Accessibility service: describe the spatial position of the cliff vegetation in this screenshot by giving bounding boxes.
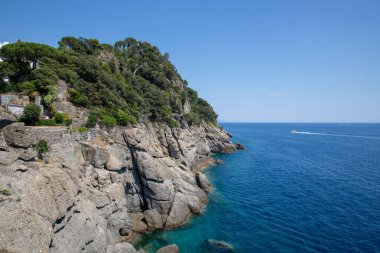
[0,37,217,127]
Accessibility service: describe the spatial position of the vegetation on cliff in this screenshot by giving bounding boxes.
[0,37,217,126]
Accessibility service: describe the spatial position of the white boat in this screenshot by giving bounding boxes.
[291,130,297,133]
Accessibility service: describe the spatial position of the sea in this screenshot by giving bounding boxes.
[136,123,380,253]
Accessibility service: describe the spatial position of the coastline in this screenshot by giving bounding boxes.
[131,155,220,250]
[0,116,239,252]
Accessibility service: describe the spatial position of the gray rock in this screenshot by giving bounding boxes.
[235,142,245,150]
[2,123,33,148]
[144,209,164,230]
[17,147,38,161]
[165,192,191,228]
[196,172,211,193]
[106,243,138,253]
[0,118,237,252]
[0,106,16,128]
[106,143,132,171]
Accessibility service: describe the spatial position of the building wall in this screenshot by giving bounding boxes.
[6,105,25,118]
[0,95,19,106]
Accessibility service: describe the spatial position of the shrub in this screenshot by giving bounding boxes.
[77,127,89,133]
[21,104,41,125]
[166,118,179,128]
[36,119,57,126]
[86,114,97,128]
[36,140,48,154]
[184,113,200,126]
[54,112,65,124]
[70,89,89,106]
[63,116,72,126]
[116,109,137,125]
[100,113,117,127]
[0,189,11,196]
[53,112,72,126]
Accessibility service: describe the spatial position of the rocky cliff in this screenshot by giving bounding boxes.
[0,112,239,253]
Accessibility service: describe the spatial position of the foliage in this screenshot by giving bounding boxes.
[0,189,11,196]
[69,88,89,106]
[77,127,89,133]
[36,140,48,154]
[20,81,36,95]
[36,119,58,126]
[86,113,97,128]
[116,109,137,125]
[21,104,41,125]
[0,41,62,70]
[53,112,72,126]
[0,37,219,127]
[100,112,117,127]
[166,118,179,128]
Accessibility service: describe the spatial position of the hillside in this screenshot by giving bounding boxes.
[0,37,217,127]
[0,37,244,253]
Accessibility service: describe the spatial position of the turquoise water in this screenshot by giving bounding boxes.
[137,123,380,252]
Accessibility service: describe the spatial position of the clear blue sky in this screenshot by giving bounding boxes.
[1,0,379,122]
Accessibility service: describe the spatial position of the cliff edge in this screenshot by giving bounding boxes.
[0,37,243,253]
[0,116,239,253]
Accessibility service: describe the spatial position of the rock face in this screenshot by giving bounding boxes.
[0,106,16,128]
[0,113,238,253]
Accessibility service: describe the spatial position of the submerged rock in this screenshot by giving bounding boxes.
[202,239,235,252]
[156,244,180,253]
[215,159,224,164]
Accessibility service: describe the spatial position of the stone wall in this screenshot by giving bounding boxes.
[0,95,19,106]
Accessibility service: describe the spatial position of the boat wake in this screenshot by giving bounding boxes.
[290,130,380,140]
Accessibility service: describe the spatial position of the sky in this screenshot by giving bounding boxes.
[1,0,379,123]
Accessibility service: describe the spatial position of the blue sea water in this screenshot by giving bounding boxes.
[137,123,380,253]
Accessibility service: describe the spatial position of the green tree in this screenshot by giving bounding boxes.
[0,41,60,69]
[21,104,41,125]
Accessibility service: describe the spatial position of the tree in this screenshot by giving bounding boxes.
[58,37,101,55]
[163,52,170,61]
[0,41,60,69]
[21,104,41,125]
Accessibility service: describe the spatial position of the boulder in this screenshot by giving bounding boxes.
[165,192,191,228]
[0,106,16,128]
[196,172,211,193]
[2,123,34,148]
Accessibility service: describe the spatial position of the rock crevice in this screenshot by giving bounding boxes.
[0,118,241,253]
